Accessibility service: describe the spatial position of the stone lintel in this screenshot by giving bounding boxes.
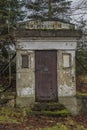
[16,29,82,39]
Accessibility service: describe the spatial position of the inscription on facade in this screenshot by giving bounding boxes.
[18,21,75,30]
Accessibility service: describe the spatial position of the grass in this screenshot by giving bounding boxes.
[0,116,18,123]
[0,107,25,123]
[0,107,86,130]
[41,124,87,130]
[41,124,68,130]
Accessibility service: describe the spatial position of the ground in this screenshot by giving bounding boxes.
[0,75,87,130]
[0,107,87,130]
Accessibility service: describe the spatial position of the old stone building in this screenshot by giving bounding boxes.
[16,21,82,114]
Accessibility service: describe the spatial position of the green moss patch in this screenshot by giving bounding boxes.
[27,109,70,117]
[41,109,70,117]
[77,93,87,97]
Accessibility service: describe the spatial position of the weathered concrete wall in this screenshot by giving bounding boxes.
[16,49,76,98]
[16,38,76,98]
[16,39,77,50]
[59,95,87,115]
[57,50,77,114]
[16,50,35,99]
[16,37,77,107]
[57,50,76,97]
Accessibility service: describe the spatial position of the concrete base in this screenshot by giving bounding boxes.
[16,97,35,107]
[16,96,79,115]
[59,96,78,115]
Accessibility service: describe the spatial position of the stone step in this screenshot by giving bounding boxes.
[31,102,66,111]
[27,102,70,117]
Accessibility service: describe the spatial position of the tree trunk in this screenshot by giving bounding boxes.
[48,0,52,19]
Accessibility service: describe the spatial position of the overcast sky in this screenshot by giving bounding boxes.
[70,0,87,28]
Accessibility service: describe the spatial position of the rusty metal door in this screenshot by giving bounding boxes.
[35,50,58,102]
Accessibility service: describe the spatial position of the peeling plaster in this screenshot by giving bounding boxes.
[17,87,34,97]
[57,50,76,97]
[18,73,20,79]
[59,84,76,97]
[16,50,35,98]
